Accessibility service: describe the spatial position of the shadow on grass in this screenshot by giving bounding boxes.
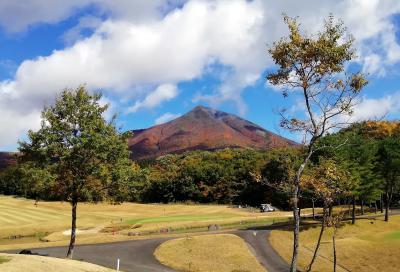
[253,210,399,233]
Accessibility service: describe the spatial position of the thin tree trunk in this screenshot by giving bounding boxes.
[333,229,337,272]
[374,201,377,214]
[306,207,326,272]
[351,197,356,225]
[380,194,384,213]
[361,200,364,215]
[290,144,314,272]
[385,191,390,222]
[328,205,333,217]
[312,199,315,220]
[67,200,78,258]
[290,188,300,272]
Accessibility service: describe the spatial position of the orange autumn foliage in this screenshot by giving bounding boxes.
[361,121,400,139]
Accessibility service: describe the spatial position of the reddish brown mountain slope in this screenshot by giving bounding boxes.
[128,106,297,159]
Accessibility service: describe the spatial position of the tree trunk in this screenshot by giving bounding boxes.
[306,207,326,272]
[333,229,337,272]
[385,191,390,222]
[328,205,333,217]
[351,197,356,225]
[290,188,300,272]
[361,200,364,215]
[312,199,315,220]
[374,201,378,214]
[290,146,313,272]
[67,200,78,258]
[380,194,384,213]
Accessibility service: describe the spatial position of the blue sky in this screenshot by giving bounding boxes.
[1,0,400,151]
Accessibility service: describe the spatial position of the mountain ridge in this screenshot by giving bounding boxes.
[127,105,297,160]
[0,106,298,163]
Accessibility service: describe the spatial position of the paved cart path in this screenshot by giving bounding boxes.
[6,228,288,272]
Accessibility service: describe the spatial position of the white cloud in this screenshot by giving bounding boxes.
[155,112,181,125]
[127,84,178,113]
[62,15,103,45]
[1,0,400,148]
[350,93,400,122]
[0,0,266,147]
[0,0,176,32]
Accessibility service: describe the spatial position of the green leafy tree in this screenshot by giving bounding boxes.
[375,134,400,221]
[316,124,381,223]
[266,15,367,271]
[19,86,131,258]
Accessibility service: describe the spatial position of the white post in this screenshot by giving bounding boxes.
[116,258,120,271]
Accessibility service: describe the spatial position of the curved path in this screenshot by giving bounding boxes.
[7,211,399,271]
[235,229,289,272]
[9,238,175,272]
[7,229,287,272]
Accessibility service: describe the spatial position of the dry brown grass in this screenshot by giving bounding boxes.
[269,214,400,272]
[155,234,266,272]
[0,253,115,272]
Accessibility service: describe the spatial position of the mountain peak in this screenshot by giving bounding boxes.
[186,105,228,120]
[191,105,209,111]
[128,107,297,159]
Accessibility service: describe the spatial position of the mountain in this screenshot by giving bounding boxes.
[0,152,18,169]
[128,106,298,160]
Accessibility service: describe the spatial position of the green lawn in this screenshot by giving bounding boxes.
[125,214,236,224]
[0,195,290,250]
[0,256,10,264]
[385,230,400,240]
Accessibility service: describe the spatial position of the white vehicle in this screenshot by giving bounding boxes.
[260,203,275,212]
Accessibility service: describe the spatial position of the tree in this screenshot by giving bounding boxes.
[303,159,353,272]
[260,147,304,209]
[19,86,131,258]
[375,134,400,221]
[267,15,367,271]
[316,124,381,223]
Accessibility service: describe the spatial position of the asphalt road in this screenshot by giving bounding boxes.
[8,211,399,272]
[9,238,175,272]
[236,229,289,272]
[7,229,288,272]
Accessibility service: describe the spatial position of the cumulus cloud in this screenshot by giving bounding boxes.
[1,0,400,148]
[62,15,103,45]
[350,93,400,122]
[155,112,181,125]
[0,0,178,32]
[127,84,178,113]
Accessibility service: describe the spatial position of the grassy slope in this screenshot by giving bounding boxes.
[155,234,266,272]
[269,215,400,272]
[0,195,290,250]
[0,253,115,272]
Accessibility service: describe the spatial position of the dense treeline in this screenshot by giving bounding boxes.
[0,148,282,206]
[1,121,399,212]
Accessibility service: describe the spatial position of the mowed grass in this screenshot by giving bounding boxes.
[0,253,115,272]
[0,195,290,250]
[269,214,400,272]
[0,255,10,264]
[155,234,266,272]
[125,213,235,224]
